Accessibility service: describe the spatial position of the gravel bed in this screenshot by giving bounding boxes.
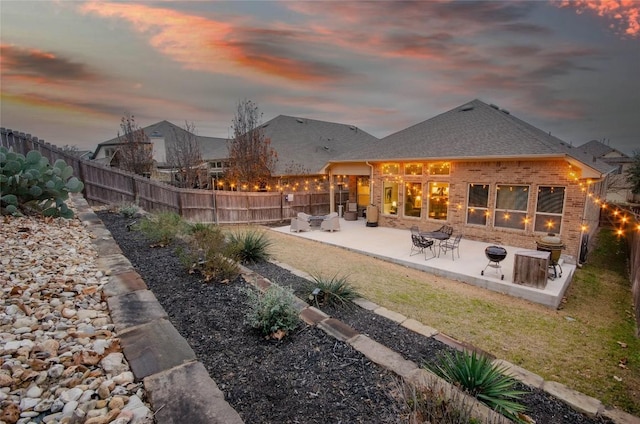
[97,211,612,424]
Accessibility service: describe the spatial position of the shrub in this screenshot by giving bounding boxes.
[118,202,140,218]
[395,379,502,424]
[245,285,300,339]
[226,228,272,264]
[425,350,526,422]
[0,147,84,218]
[180,223,239,282]
[306,273,360,309]
[135,212,186,246]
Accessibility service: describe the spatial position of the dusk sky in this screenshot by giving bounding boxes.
[1,1,639,155]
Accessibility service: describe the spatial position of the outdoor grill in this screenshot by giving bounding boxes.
[536,233,565,279]
[481,245,507,280]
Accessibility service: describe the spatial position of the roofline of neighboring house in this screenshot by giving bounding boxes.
[322,153,609,179]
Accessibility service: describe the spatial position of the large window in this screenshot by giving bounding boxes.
[467,184,489,225]
[428,182,449,220]
[404,163,423,176]
[535,186,565,233]
[381,163,400,175]
[428,162,450,175]
[404,182,422,217]
[383,181,398,215]
[494,185,528,230]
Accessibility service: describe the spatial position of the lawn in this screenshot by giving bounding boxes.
[262,227,640,415]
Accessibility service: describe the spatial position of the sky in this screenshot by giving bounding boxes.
[1,0,639,155]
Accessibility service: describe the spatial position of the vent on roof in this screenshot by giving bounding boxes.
[349,125,356,130]
[323,146,330,150]
[151,131,162,137]
[501,109,510,114]
[296,118,305,124]
[489,104,499,110]
[262,123,269,128]
[459,104,474,112]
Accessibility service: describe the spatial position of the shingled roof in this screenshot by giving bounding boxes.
[259,115,379,175]
[335,99,613,175]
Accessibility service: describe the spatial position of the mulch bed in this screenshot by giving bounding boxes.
[97,211,611,424]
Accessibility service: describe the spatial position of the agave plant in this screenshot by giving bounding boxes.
[307,273,360,309]
[425,350,527,422]
[226,228,272,264]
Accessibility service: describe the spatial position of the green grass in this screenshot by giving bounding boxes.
[265,227,640,415]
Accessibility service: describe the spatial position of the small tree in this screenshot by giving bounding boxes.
[625,150,640,195]
[226,99,277,189]
[167,121,203,188]
[117,113,154,176]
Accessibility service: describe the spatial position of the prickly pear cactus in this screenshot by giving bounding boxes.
[0,147,84,218]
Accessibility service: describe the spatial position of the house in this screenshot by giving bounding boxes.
[92,121,228,187]
[577,140,636,204]
[323,99,616,263]
[93,116,379,193]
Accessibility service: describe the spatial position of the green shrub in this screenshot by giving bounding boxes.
[226,228,272,264]
[245,285,300,339]
[0,147,84,218]
[180,223,239,282]
[306,273,360,309]
[136,212,186,246]
[425,350,526,422]
[118,202,140,218]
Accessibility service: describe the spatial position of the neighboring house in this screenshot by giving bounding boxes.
[253,115,378,204]
[93,116,379,195]
[93,121,228,187]
[323,99,616,263]
[577,140,636,204]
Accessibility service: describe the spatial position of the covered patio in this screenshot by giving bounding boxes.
[270,217,575,309]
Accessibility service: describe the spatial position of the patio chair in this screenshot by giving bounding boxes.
[439,233,462,260]
[321,212,340,232]
[410,226,435,259]
[290,212,311,232]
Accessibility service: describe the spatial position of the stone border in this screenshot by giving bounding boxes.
[72,196,639,424]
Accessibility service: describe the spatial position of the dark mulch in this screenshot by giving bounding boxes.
[97,211,611,424]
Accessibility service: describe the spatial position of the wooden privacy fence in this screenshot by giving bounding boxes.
[1,128,330,224]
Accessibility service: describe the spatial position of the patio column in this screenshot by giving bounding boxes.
[329,170,335,213]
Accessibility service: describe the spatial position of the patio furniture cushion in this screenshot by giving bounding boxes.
[291,213,311,232]
[321,213,340,232]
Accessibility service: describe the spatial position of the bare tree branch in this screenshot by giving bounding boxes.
[116,113,154,176]
[226,99,277,189]
[167,121,203,188]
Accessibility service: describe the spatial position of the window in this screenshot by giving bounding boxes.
[383,182,398,215]
[428,182,449,220]
[381,163,400,175]
[404,163,423,176]
[467,184,489,225]
[535,186,565,233]
[494,185,529,230]
[428,162,450,175]
[404,182,422,217]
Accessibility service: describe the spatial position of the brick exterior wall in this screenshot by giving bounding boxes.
[370,159,606,262]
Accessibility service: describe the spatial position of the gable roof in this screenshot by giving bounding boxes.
[259,115,379,175]
[333,99,614,176]
[94,120,227,164]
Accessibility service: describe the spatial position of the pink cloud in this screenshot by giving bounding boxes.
[552,0,640,37]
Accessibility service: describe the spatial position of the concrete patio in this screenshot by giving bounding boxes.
[270,217,575,309]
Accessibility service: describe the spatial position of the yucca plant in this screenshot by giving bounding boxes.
[226,228,272,264]
[425,350,527,422]
[244,285,299,340]
[306,273,360,309]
